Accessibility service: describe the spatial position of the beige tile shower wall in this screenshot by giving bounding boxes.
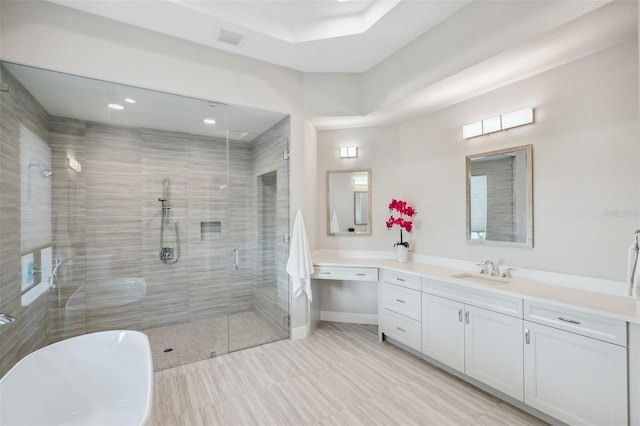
[49,117,87,343]
[258,172,277,287]
[85,124,144,333]
[0,65,51,377]
[141,128,189,329]
[229,143,256,315]
[186,135,230,320]
[250,117,290,334]
[48,119,254,341]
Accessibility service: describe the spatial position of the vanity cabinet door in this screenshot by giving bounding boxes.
[464,305,523,401]
[421,293,465,373]
[524,321,628,426]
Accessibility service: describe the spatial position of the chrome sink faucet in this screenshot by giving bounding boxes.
[477,260,498,276]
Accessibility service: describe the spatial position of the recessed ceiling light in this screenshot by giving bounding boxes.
[203,118,216,125]
[124,98,136,104]
[107,103,124,110]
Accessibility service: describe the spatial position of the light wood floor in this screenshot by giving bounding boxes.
[149,322,547,425]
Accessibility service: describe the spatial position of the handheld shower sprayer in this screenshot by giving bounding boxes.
[158,178,180,264]
[159,178,170,220]
[161,178,169,201]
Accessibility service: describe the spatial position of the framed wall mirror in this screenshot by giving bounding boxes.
[466,145,533,247]
[327,169,371,236]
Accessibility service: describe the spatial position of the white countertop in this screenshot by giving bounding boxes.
[312,252,640,323]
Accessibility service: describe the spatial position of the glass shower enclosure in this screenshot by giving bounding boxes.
[0,62,290,373]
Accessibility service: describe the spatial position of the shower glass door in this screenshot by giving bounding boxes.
[2,61,290,373]
[228,112,291,352]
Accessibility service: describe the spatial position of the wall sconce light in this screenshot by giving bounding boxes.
[339,146,358,158]
[462,108,534,139]
[68,157,82,172]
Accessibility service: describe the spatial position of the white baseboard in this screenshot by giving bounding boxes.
[320,311,378,325]
[290,324,309,340]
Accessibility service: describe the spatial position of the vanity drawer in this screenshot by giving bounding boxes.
[382,309,421,351]
[311,266,378,281]
[524,301,627,346]
[382,282,421,321]
[423,279,523,318]
[382,269,421,291]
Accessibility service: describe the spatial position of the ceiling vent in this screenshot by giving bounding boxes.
[218,28,246,47]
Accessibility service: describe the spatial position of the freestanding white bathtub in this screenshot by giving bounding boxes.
[0,330,153,426]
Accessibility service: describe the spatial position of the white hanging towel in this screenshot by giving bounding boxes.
[628,244,640,298]
[330,211,340,233]
[286,209,314,302]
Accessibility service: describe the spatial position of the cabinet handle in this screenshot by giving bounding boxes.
[558,317,581,325]
[458,309,463,322]
[395,299,406,304]
[465,311,469,324]
[525,328,530,344]
[396,277,405,282]
[356,273,366,276]
[396,327,406,333]
[321,272,331,275]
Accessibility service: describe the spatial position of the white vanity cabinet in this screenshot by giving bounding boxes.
[380,270,422,351]
[465,305,524,401]
[523,301,628,426]
[421,291,524,401]
[421,293,465,372]
[313,257,635,426]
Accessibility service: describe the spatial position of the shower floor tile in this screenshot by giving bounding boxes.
[143,311,285,371]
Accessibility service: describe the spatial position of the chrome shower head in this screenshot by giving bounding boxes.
[29,163,53,178]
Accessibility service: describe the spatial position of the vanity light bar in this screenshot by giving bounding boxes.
[501,108,534,130]
[339,146,358,158]
[462,108,534,139]
[462,121,482,139]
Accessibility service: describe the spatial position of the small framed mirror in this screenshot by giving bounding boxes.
[466,145,533,247]
[327,169,371,236]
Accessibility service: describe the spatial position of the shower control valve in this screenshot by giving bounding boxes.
[160,247,174,261]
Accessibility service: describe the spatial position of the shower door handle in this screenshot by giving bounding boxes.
[233,248,239,269]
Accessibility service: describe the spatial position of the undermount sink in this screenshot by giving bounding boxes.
[452,272,510,285]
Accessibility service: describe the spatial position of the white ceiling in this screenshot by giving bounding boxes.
[172,0,399,43]
[4,62,288,142]
[48,0,470,73]
[6,0,633,136]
